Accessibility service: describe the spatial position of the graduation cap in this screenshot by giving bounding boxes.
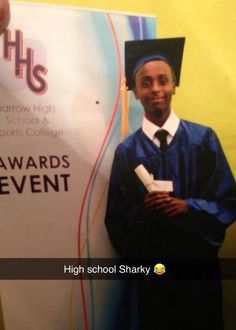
[125,37,185,90]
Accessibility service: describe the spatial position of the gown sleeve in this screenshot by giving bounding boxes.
[186,128,236,246]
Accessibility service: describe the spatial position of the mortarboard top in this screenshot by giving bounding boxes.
[125,37,185,90]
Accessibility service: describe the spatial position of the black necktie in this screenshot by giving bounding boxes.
[155,129,168,150]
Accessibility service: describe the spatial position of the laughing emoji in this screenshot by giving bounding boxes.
[154,263,166,275]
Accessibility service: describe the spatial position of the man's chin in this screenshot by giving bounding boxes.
[154,110,163,118]
[145,107,171,124]
[152,108,166,118]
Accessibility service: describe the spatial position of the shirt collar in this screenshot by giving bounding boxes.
[142,111,180,141]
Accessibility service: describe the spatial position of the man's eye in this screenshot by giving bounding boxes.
[159,77,168,85]
[141,80,151,88]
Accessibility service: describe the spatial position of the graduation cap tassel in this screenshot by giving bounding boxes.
[121,77,129,140]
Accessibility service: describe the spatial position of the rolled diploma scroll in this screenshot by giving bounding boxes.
[135,164,173,192]
[134,164,156,192]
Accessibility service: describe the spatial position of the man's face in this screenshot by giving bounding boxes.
[134,60,176,120]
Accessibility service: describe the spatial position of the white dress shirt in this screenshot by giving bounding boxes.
[142,111,180,148]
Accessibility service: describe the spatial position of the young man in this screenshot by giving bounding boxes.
[105,38,236,330]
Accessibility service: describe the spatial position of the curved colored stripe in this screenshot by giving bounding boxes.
[82,15,129,330]
[83,181,110,256]
[84,122,120,256]
[76,13,123,330]
[84,123,119,330]
[84,180,111,330]
[77,14,122,259]
[84,13,128,258]
[84,16,124,330]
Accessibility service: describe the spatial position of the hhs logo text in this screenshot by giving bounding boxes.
[3,30,48,94]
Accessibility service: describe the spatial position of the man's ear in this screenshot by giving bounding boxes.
[133,87,139,100]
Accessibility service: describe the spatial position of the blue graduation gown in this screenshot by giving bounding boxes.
[105,120,236,330]
[105,119,235,257]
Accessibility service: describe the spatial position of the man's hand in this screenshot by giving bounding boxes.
[143,191,188,217]
[143,191,172,215]
[162,198,188,217]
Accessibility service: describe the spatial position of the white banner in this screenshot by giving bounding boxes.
[0,3,156,330]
